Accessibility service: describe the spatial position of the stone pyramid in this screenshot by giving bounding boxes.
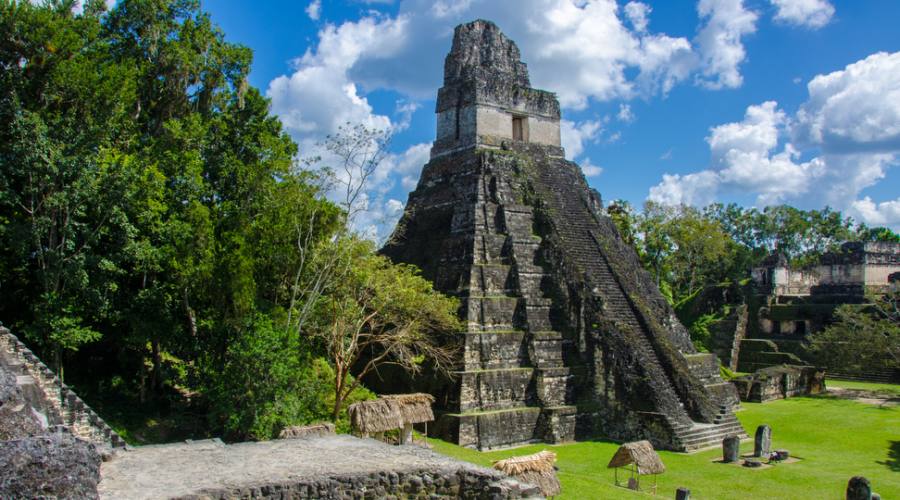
[382,20,744,451]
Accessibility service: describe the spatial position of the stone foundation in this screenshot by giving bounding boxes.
[731,365,826,403]
[98,435,543,499]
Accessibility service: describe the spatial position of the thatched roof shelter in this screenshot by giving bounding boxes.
[493,450,561,497]
[607,440,665,475]
[348,399,403,435]
[278,422,335,440]
[382,393,435,424]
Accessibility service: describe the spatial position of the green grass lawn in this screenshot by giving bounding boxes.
[430,386,899,499]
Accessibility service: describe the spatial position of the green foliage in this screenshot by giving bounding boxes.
[0,0,445,442]
[688,313,721,352]
[806,293,900,374]
[206,313,373,440]
[610,200,897,309]
[718,364,738,381]
[310,237,461,421]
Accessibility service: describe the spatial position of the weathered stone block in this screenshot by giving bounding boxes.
[0,432,101,499]
[722,435,740,463]
[754,425,772,457]
[846,476,872,500]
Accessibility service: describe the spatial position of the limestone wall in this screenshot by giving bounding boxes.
[753,242,900,296]
[731,365,826,403]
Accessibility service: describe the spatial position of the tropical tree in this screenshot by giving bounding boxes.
[310,238,460,422]
[806,291,900,375]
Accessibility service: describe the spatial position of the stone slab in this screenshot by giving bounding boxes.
[98,434,541,499]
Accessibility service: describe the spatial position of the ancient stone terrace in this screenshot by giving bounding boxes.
[98,435,541,499]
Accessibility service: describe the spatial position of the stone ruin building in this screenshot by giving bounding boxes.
[719,241,900,381]
[381,20,744,452]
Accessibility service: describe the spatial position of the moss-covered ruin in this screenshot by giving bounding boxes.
[381,20,744,451]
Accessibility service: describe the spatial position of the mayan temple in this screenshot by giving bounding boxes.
[381,20,745,451]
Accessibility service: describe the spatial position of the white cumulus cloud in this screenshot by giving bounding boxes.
[770,0,834,29]
[624,1,651,33]
[306,0,321,21]
[851,197,900,227]
[561,119,603,160]
[649,52,900,229]
[650,101,825,206]
[695,0,758,90]
[794,51,900,153]
[581,158,604,177]
[617,103,635,123]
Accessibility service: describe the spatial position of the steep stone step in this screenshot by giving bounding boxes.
[533,168,699,427]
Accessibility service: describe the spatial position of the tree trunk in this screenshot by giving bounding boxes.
[332,368,344,422]
[151,339,161,393]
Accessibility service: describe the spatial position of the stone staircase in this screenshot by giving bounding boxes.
[0,327,125,450]
[444,164,578,450]
[670,405,747,451]
[533,159,748,451]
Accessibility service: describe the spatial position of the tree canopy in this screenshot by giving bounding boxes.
[0,0,458,441]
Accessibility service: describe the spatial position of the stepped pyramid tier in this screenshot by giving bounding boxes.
[381,20,743,451]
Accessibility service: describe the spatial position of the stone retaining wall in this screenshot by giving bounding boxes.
[181,468,541,499]
[731,365,826,403]
[99,435,544,499]
[0,327,124,450]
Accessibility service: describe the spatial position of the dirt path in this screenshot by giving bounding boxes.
[827,386,899,407]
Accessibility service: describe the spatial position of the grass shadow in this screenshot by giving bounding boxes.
[877,440,899,472]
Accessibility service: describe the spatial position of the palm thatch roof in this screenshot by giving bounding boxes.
[382,393,435,424]
[278,422,335,439]
[493,451,561,497]
[606,440,666,475]
[348,399,403,434]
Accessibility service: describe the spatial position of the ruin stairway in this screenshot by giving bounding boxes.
[532,163,747,450]
[0,328,125,450]
[533,166,692,425]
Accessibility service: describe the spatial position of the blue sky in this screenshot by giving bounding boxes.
[204,0,900,237]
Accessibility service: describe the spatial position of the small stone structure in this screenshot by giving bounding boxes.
[731,365,826,403]
[722,435,740,463]
[752,243,900,297]
[98,435,542,499]
[734,243,900,382]
[845,476,873,500]
[753,425,772,458]
[278,423,335,440]
[381,19,744,452]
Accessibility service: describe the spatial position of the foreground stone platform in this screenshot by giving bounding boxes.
[99,435,541,499]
